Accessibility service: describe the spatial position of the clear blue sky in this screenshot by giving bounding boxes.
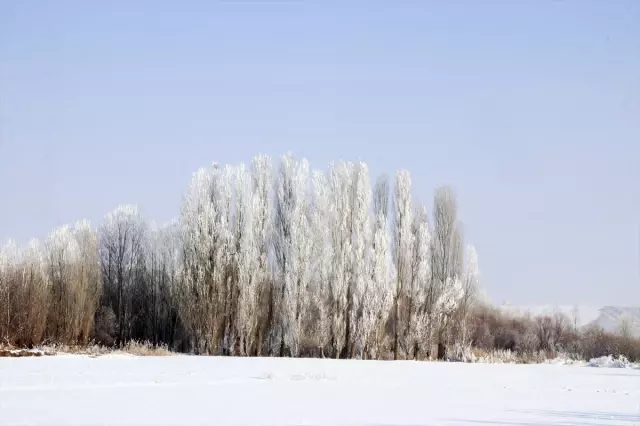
[1,1,639,306]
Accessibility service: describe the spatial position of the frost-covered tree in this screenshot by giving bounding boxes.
[434,277,464,341]
[250,155,273,355]
[373,174,390,222]
[0,240,50,346]
[179,164,233,354]
[158,220,182,343]
[349,162,372,357]
[271,157,291,355]
[45,225,83,343]
[146,224,165,345]
[272,154,311,356]
[406,205,431,358]
[289,159,313,356]
[431,187,463,291]
[362,175,394,358]
[73,221,101,343]
[464,245,479,295]
[327,161,353,357]
[453,244,479,346]
[234,163,257,355]
[20,239,50,346]
[0,240,20,342]
[146,221,181,346]
[430,186,465,354]
[392,170,414,359]
[99,205,148,345]
[220,165,237,354]
[45,226,78,341]
[309,170,332,355]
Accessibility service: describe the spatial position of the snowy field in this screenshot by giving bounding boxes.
[1,356,639,426]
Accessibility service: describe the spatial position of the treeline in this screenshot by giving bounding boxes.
[2,153,636,362]
[0,154,481,358]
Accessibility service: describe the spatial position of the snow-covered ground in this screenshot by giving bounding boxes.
[1,356,639,426]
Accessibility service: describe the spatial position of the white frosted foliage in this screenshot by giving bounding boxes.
[350,162,372,356]
[273,153,312,356]
[327,161,354,356]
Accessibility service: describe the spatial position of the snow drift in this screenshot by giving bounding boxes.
[587,355,640,369]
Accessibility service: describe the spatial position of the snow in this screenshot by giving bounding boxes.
[587,355,640,369]
[1,356,639,426]
[544,355,588,366]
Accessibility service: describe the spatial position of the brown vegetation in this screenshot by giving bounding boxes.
[463,304,640,362]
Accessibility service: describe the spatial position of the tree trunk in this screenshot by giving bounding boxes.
[393,295,399,360]
[342,284,352,359]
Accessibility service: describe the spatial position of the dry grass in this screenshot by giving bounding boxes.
[0,349,53,357]
[0,340,174,357]
[468,348,551,364]
[0,342,55,357]
[445,342,575,364]
[119,340,173,356]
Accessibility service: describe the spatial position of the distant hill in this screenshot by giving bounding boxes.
[497,304,640,338]
[586,306,640,337]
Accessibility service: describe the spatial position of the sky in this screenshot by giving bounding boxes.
[1,1,639,306]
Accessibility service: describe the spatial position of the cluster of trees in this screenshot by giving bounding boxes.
[469,306,640,362]
[0,154,480,359]
[0,222,100,347]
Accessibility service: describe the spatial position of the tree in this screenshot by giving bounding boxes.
[392,170,414,359]
[618,314,633,340]
[234,162,257,355]
[455,244,479,346]
[571,305,580,332]
[20,239,50,346]
[250,155,273,355]
[99,205,148,346]
[272,153,311,356]
[406,205,430,359]
[309,170,332,355]
[0,240,20,343]
[431,187,461,289]
[158,220,182,346]
[327,161,353,357]
[45,225,82,343]
[289,159,313,357]
[349,162,372,357]
[430,186,464,356]
[373,174,390,222]
[73,221,101,343]
[364,174,394,358]
[179,164,233,354]
[145,221,180,347]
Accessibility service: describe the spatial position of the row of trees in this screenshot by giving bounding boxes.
[0,154,480,359]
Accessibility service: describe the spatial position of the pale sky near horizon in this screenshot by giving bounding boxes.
[1,1,639,306]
